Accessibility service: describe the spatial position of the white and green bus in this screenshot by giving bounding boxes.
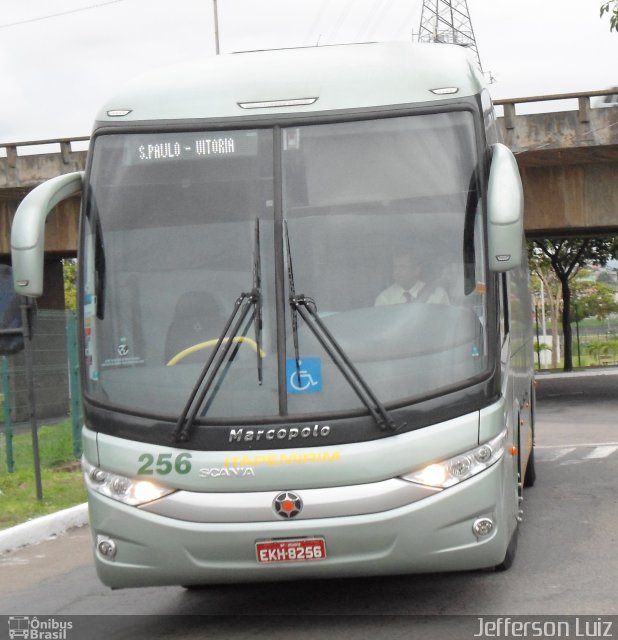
[11,42,535,588]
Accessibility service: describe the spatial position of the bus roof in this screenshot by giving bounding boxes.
[96,41,485,125]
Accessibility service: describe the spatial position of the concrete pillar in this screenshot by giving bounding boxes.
[40,259,67,310]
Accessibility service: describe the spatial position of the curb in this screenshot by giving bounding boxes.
[537,368,618,379]
[0,503,89,554]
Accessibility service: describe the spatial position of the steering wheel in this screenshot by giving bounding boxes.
[166,336,266,366]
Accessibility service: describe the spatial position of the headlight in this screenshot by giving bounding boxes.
[400,430,506,489]
[82,458,176,506]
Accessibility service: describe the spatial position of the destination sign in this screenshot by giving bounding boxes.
[129,131,258,163]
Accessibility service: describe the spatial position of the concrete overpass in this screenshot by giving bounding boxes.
[1,88,617,270]
[494,89,618,237]
[0,137,87,308]
[0,137,87,255]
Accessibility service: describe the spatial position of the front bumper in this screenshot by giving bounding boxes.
[88,458,515,588]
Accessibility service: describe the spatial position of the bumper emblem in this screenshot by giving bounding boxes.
[273,491,303,519]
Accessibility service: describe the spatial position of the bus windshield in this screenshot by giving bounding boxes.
[82,110,488,423]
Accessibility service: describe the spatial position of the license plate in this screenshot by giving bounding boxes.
[255,538,327,564]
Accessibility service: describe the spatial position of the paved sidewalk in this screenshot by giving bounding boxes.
[536,366,618,379]
[0,503,88,554]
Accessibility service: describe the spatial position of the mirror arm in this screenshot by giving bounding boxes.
[11,171,84,297]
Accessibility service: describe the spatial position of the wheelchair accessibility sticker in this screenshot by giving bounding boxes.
[286,357,322,394]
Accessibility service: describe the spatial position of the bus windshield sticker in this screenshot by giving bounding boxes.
[83,292,95,317]
[101,338,145,368]
[283,128,301,151]
[286,357,322,394]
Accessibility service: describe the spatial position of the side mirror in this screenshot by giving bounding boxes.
[487,143,524,272]
[11,171,84,297]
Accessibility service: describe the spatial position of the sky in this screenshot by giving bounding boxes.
[0,0,616,143]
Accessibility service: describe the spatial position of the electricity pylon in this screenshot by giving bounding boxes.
[417,0,483,72]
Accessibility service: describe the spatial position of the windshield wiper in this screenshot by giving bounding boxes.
[172,219,263,443]
[253,219,263,385]
[284,221,401,432]
[284,221,303,389]
[171,291,257,443]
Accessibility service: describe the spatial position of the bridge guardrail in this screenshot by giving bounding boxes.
[1,90,617,158]
[494,88,618,130]
[0,136,89,169]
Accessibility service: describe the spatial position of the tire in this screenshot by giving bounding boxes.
[523,446,536,488]
[524,383,537,488]
[495,527,518,572]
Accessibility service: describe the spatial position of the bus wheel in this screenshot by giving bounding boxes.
[523,447,536,488]
[495,527,518,572]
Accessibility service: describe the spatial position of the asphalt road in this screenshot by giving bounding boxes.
[1,371,617,638]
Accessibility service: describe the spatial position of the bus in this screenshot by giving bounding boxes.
[11,42,535,588]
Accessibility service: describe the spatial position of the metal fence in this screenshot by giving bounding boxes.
[534,315,618,369]
[1,310,82,473]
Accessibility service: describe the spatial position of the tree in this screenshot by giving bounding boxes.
[62,259,77,310]
[529,238,618,371]
[571,277,618,322]
[600,1,618,31]
[528,254,562,369]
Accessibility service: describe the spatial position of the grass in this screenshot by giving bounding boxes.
[0,419,86,530]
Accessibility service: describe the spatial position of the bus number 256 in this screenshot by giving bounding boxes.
[137,452,192,475]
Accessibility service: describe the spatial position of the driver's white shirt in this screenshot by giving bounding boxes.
[374,281,449,306]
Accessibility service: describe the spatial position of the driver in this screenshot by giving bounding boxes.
[375,253,449,306]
